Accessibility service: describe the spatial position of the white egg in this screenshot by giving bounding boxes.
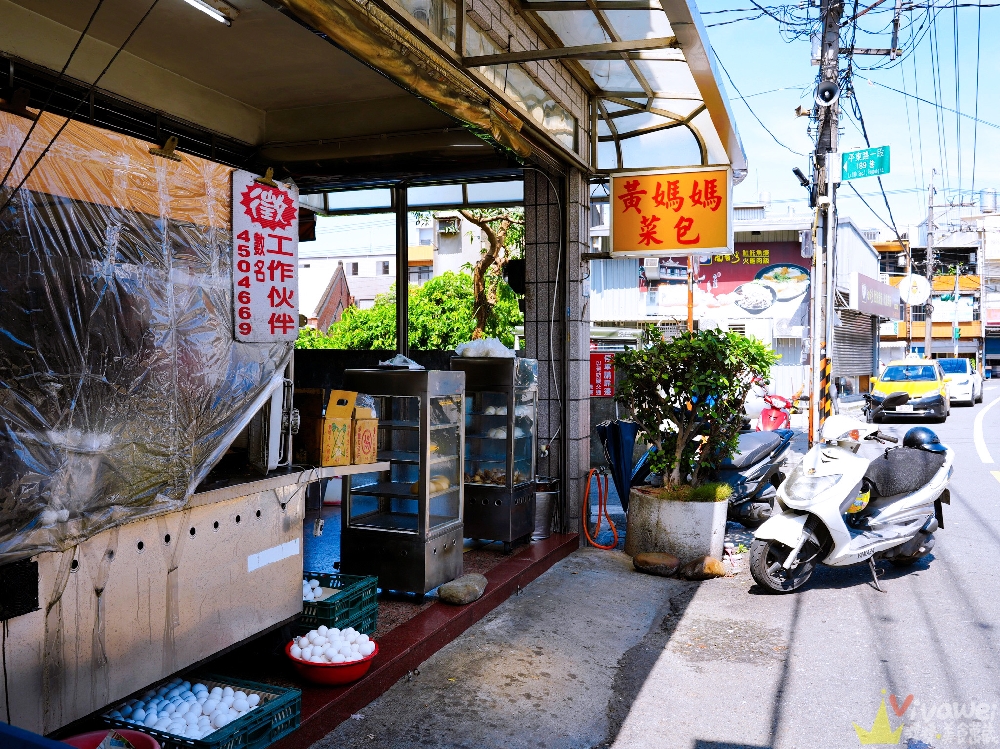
[233,699,249,712]
[222,696,234,708]
[154,718,171,730]
[143,713,158,727]
[193,683,208,693]
[132,708,146,722]
[223,686,234,697]
[290,645,302,658]
[188,704,203,718]
[332,654,346,663]
[247,694,260,707]
[121,705,133,717]
[210,687,223,697]
[185,712,200,726]
[329,627,340,636]
[317,625,328,635]
[361,642,375,656]
[176,702,190,716]
[308,579,319,589]
[161,703,175,715]
[168,721,186,734]
[357,634,370,643]
[211,713,229,729]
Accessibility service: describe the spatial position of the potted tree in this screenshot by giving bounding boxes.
[615,328,777,563]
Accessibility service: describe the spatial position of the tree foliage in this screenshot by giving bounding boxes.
[295,271,523,350]
[614,328,778,487]
[458,208,523,339]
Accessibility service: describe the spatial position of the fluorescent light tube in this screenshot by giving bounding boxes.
[182,0,233,25]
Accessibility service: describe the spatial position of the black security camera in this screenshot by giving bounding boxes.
[792,167,810,188]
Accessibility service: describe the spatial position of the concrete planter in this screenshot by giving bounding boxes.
[624,487,727,561]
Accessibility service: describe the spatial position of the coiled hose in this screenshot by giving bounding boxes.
[583,468,618,550]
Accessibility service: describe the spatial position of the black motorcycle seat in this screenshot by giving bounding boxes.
[863,447,946,498]
[724,431,782,470]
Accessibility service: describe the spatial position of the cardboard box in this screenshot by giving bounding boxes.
[352,406,378,464]
[321,390,356,466]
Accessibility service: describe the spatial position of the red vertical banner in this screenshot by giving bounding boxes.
[232,169,299,342]
[590,353,615,397]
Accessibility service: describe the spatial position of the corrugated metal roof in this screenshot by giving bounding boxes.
[590,258,642,321]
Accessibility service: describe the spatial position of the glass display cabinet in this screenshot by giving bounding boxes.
[340,368,465,595]
[451,357,538,550]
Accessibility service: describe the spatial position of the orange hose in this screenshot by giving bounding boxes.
[583,468,619,550]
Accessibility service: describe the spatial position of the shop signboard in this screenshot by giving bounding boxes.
[232,170,300,342]
[849,272,900,320]
[610,166,732,257]
[636,242,811,333]
[590,353,615,397]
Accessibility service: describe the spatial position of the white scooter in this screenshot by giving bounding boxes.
[749,392,952,593]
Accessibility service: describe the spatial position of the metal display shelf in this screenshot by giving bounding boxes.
[451,357,538,550]
[340,368,466,595]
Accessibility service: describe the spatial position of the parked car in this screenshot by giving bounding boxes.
[870,359,951,422]
[937,357,983,405]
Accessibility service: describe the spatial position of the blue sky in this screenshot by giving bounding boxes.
[702,0,1000,230]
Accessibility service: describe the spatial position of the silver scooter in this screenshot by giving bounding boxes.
[749,393,952,593]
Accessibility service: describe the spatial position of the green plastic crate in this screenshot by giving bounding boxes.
[100,675,300,749]
[300,571,378,633]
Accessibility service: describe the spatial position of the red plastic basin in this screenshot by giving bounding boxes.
[63,729,160,749]
[284,640,378,685]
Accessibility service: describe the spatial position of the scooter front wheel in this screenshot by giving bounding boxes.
[749,537,820,593]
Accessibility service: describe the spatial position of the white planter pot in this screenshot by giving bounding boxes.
[624,488,727,561]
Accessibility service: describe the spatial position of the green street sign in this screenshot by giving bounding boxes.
[842,146,890,180]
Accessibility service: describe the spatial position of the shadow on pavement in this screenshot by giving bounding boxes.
[692,742,773,749]
[603,583,701,744]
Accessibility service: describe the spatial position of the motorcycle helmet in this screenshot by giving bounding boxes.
[902,426,947,454]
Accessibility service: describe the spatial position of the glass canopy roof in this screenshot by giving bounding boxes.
[511,0,748,174]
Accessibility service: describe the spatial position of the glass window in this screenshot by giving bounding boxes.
[350,262,359,275]
[380,261,390,275]
[938,359,970,374]
[409,184,463,206]
[466,181,523,203]
[325,189,392,211]
[881,365,938,382]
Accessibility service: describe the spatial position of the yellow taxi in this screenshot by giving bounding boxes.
[870,358,951,422]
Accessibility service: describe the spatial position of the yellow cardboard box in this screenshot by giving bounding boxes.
[352,406,378,464]
[320,390,356,467]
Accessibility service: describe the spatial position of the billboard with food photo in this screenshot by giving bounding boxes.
[641,242,810,330]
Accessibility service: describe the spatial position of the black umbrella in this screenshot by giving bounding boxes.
[595,420,643,512]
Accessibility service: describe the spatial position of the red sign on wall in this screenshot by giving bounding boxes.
[232,169,299,342]
[590,353,615,397]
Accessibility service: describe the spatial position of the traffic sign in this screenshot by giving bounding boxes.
[898,274,930,306]
[842,146,890,180]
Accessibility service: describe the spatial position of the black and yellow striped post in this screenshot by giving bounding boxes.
[820,357,833,420]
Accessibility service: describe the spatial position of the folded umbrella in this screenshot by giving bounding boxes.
[595,420,643,512]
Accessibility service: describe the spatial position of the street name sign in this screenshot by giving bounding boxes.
[841,146,890,180]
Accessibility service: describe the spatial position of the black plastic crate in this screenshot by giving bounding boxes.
[100,675,300,749]
[300,572,377,631]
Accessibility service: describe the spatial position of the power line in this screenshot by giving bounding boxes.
[971,0,982,194]
[853,74,1000,130]
[714,50,807,156]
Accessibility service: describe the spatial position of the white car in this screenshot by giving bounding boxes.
[939,358,983,405]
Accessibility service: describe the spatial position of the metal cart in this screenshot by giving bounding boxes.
[451,357,538,550]
[340,368,465,594]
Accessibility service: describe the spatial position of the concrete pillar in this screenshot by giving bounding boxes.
[523,166,591,537]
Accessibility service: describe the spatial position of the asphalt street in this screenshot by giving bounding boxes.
[313,390,1000,749]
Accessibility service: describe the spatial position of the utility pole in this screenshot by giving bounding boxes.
[808,0,844,444]
[924,168,935,357]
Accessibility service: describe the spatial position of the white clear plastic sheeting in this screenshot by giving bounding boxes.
[0,111,291,564]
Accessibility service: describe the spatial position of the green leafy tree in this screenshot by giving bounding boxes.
[296,271,523,350]
[458,208,524,339]
[615,328,778,487]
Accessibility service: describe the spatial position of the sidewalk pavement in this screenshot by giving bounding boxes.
[311,430,812,749]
